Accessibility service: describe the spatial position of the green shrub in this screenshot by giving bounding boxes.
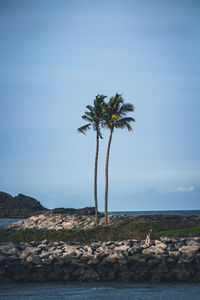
[1,219,200,243]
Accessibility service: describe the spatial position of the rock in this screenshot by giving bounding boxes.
[178,254,194,264]
[40,251,50,259]
[103,253,119,264]
[142,245,166,255]
[155,240,167,249]
[168,250,181,258]
[0,255,5,263]
[0,243,16,255]
[72,267,99,281]
[20,247,41,259]
[7,248,19,256]
[146,255,161,267]
[26,254,41,265]
[179,245,199,254]
[1,238,200,283]
[8,255,18,261]
[6,213,131,231]
[169,266,192,281]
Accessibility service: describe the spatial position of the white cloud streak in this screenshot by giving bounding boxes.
[173,186,195,193]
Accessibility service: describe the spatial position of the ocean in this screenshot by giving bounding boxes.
[1,210,200,299]
[1,282,200,300]
[108,210,200,216]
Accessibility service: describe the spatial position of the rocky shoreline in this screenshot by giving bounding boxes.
[7,213,200,231]
[1,237,200,283]
[7,213,127,230]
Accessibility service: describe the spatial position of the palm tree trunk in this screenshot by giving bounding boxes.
[105,129,113,225]
[94,131,99,226]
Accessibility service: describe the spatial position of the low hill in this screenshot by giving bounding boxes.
[0,191,98,218]
[0,192,47,218]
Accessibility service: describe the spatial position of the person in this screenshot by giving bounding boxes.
[145,229,152,245]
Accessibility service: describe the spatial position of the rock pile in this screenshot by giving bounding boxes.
[7,214,128,230]
[7,213,200,231]
[1,238,200,283]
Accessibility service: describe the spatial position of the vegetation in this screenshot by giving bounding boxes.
[1,218,200,243]
[78,95,107,226]
[157,226,200,238]
[102,94,135,224]
[0,191,47,218]
[0,210,40,219]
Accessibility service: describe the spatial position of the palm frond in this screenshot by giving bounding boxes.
[114,117,135,131]
[119,103,134,116]
[114,121,133,131]
[86,105,94,112]
[77,123,91,134]
[82,115,93,122]
[114,93,124,113]
[94,95,107,105]
[124,122,133,131]
[101,122,109,130]
[116,117,135,123]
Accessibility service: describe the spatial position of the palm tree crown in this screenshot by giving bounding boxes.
[78,94,107,138]
[102,93,135,132]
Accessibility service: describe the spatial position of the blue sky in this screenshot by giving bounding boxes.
[0,0,199,211]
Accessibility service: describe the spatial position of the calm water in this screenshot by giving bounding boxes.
[0,218,23,228]
[1,211,200,299]
[0,282,200,300]
[108,210,200,216]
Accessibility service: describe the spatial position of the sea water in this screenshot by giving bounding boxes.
[0,218,23,228]
[1,211,200,299]
[1,282,200,300]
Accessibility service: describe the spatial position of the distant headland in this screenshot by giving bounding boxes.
[0,191,96,218]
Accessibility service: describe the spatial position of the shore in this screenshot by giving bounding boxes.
[6,213,200,231]
[1,237,200,283]
[1,214,200,283]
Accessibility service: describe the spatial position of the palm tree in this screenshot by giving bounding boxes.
[102,93,135,225]
[78,95,107,225]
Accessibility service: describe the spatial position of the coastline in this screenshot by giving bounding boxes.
[1,237,200,283]
[1,213,200,283]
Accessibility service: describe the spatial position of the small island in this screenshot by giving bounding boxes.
[1,192,200,283]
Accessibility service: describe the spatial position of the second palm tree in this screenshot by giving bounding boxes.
[78,95,106,225]
[102,94,135,225]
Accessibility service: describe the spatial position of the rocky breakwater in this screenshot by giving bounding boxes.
[1,238,200,283]
[7,214,200,231]
[7,213,128,230]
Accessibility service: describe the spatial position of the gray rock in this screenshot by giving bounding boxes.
[0,255,5,263]
[20,247,41,259]
[1,238,200,283]
[142,245,166,255]
[179,245,199,254]
[0,243,15,255]
[26,254,41,265]
[155,240,167,249]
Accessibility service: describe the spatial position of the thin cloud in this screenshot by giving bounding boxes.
[173,186,195,193]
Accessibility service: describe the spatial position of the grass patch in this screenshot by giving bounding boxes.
[0,220,153,243]
[1,219,200,243]
[156,226,200,238]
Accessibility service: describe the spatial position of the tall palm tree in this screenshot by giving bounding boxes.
[102,93,135,225]
[78,95,107,225]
